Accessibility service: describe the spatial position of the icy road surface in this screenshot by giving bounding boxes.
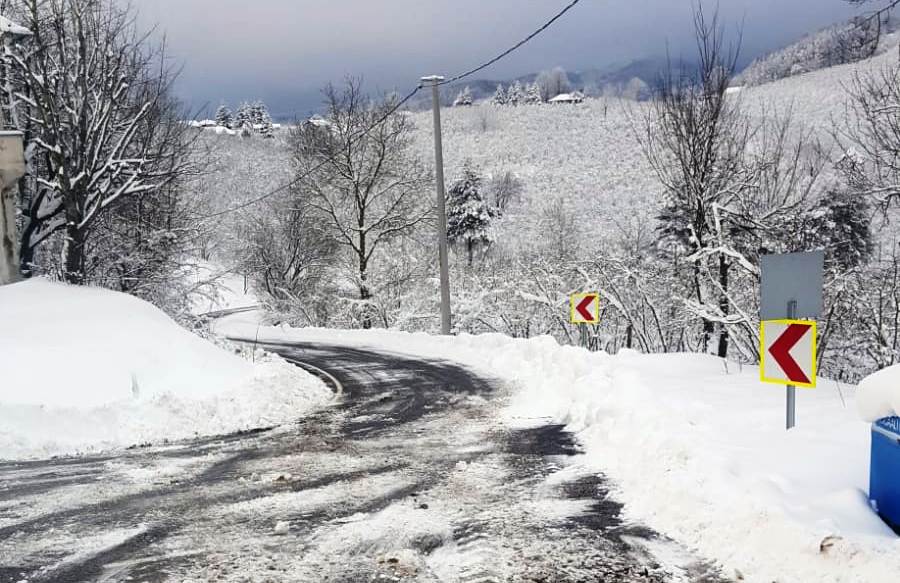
[0,343,728,582]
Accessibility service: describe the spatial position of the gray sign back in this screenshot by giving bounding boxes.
[760,251,824,320]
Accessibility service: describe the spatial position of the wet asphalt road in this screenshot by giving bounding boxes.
[0,342,729,582]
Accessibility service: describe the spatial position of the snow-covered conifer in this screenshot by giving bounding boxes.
[490,84,507,106]
[453,86,474,107]
[215,104,233,128]
[506,81,524,106]
[523,82,543,104]
[447,162,495,266]
[254,101,275,137]
[234,102,252,131]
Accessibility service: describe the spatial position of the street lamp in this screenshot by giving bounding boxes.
[0,15,31,285]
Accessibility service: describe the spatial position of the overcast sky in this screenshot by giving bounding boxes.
[136,0,864,118]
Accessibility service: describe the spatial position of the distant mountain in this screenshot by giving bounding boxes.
[416,56,695,109]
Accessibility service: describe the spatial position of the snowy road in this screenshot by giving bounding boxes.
[0,343,728,582]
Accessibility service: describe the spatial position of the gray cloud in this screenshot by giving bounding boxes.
[136,0,862,117]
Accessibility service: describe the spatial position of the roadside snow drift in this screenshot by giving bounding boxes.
[857,364,900,421]
[0,279,330,460]
[216,318,900,583]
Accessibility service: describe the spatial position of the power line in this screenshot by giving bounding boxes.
[202,0,584,220]
[439,0,582,86]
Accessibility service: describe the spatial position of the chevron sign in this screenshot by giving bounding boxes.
[760,320,817,388]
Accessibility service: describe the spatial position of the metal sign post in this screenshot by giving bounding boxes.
[786,300,797,429]
[760,252,824,430]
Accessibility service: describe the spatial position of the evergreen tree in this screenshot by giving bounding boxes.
[258,103,275,138]
[490,84,507,106]
[453,86,474,107]
[804,187,872,271]
[234,102,253,133]
[506,81,524,106]
[523,82,543,104]
[447,162,495,266]
[249,100,268,127]
[214,103,233,128]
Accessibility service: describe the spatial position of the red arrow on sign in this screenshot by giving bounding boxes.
[575,296,596,322]
[768,323,812,384]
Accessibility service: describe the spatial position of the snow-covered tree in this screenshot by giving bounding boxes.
[523,82,543,104]
[839,62,900,207]
[254,101,275,138]
[215,104,233,128]
[289,80,430,328]
[447,162,495,266]
[506,81,524,106]
[7,0,196,285]
[623,78,650,101]
[535,67,571,101]
[234,102,253,133]
[641,6,750,358]
[248,100,265,126]
[490,84,507,106]
[453,86,474,107]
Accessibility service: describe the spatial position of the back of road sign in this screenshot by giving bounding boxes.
[760,251,824,321]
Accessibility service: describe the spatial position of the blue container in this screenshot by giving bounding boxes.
[871,416,900,533]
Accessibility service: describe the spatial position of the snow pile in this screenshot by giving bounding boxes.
[857,364,900,422]
[0,279,330,460]
[216,319,899,583]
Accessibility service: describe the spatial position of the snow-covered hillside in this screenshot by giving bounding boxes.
[0,280,331,460]
[743,43,899,132]
[410,99,656,253]
[409,45,899,252]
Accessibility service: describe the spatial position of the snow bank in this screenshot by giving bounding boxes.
[857,364,900,422]
[216,319,899,583]
[0,279,330,460]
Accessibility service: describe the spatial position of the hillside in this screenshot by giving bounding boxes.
[410,44,900,257]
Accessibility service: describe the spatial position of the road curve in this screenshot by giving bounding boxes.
[0,341,728,583]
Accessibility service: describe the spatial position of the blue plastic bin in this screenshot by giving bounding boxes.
[871,416,900,533]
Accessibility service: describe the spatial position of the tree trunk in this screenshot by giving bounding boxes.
[693,259,712,352]
[717,255,729,358]
[19,241,34,278]
[359,276,372,329]
[62,221,85,284]
[467,239,474,267]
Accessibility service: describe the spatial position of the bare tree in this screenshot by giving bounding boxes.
[535,67,571,102]
[639,5,749,357]
[846,0,900,14]
[239,190,339,326]
[838,63,900,207]
[4,0,195,284]
[288,79,430,328]
[488,169,524,212]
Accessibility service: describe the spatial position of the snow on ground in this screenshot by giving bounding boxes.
[216,316,898,583]
[0,279,330,460]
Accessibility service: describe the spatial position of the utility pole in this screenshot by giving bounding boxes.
[0,16,30,285]
[421,75,452,335]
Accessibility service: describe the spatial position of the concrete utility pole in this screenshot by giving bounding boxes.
[421,75,452,335]
[0,16,30,286]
